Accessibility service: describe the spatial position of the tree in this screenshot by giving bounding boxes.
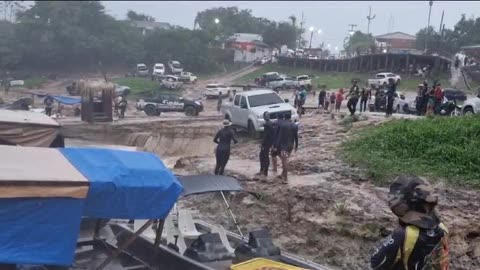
[127,10,155,22]
[344,31,374,57]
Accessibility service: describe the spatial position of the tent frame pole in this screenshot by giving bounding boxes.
[221,191,244,237]
[95,219,155,270]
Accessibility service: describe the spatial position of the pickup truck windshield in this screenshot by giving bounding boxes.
[248,93,285,107]
[138,66,147,71]
[172,63,182,68]
[376,74,386,78]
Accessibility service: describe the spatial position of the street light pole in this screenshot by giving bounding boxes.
[309,26,314,49]
[425,1,433,53]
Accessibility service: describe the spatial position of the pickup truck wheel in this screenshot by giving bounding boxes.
[464,107,474,116]
[282,84,287,90]
[144,105,157,116]
[184,106,196,116]
[247,120,256,138]
[225,114,231,121]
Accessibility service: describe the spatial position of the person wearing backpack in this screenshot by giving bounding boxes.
[370,175,449,270]
[44,96,54,116]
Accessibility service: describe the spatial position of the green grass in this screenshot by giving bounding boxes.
[341,116,480,188]
[234,64,451,91]
[23,77,48,89]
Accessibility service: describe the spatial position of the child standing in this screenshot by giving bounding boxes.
[335,89,344,112]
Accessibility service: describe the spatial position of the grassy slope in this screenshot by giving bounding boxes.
[234,64,451,91]
[342,116,480,188]
[23,77,48,89]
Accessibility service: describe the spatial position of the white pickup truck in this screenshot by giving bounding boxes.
[221,89,299,135]
[368,72,401,87]
[296,75,312,89]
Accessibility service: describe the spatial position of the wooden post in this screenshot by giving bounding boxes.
[390,56,395,72]
[384,54,389,70]
[369,55,373,72]
[337,61,340,72]
[376,56,381,70]
[406,54,410,76]
[359,56,364,72]
[348,58,352,72]
[324,60,328,72]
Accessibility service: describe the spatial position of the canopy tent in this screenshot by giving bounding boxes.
[0,109,60,147]
[22,91,82,105]
[0,146,183,266]
[177,175,244,197]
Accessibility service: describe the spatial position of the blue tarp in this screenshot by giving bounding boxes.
[32,93,81,105]
[50,95,81,105]
[61,147,183,219]
[0,198,84,266]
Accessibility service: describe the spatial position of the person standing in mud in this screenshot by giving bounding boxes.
[371,175,449,270]
[335,89,344,112]
[346,80,360,116]
[217,92,223,114]
[213,119,238,175]
[385,78,396,117]
[270,113,284,173]
[359,83,371,113]
[44,95,54,116]
[274,113,298,183]
[329,91,336,112]
[318,87,326,110]
[118,94,128,119]
[255,112,274,180]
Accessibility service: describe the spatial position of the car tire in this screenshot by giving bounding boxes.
[396,79,401,85]
[282,84,287,90]
[403,104,410,114]
[225,114,231,121]
[464,107,474,116]
[184,106,196,116]
[395,104,400,113]
[247,120,256,138]
[144,105,157,116]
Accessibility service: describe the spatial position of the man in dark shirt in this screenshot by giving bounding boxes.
[359,84,371,113]
[255,112,274,180]
[385,78,396,117]
[213,119,238,175]
[346,80,360,116]
[270,113,284,173]
[318,88,326,109]
[274,113,298,183]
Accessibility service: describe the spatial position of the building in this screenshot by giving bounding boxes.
[224,33,272,63]
[127,20,171,36]
[375,32,420,54]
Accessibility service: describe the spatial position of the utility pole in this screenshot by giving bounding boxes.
[299,12,305,49]
[348,24,357,33]
[425,0,434,53]
[366,6,376,35]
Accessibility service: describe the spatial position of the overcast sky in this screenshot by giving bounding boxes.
[103,1,480,50]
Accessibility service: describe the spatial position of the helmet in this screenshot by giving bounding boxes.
[388,175,440,229]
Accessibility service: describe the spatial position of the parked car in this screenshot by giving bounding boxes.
[367,72,401,87]
[254,72,280,86]
[177,72,197,84]
[157,75,183,90]
[221,89,299,135]
[267,77,298,90]
[260,56,271,65]
[462,94,480,115]
[296,75,312,90]
[203,84,230,99]
[167,61,183,74]
[134,64,149,77]
[152,63,165,76]
[443,88,467,101]
[135,93,203,116]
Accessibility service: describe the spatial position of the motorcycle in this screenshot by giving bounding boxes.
[439,100,462,116]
